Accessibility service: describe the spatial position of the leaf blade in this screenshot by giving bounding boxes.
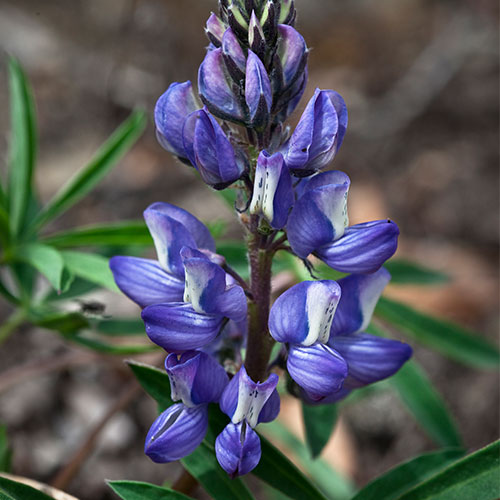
[108,480,192,500]
[384,260,449,285]
[0,475,53,500]
[302,403,338,459]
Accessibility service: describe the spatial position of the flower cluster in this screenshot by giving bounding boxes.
[111,0,412,478]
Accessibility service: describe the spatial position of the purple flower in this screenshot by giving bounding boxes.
[215,422,261,477]
[110,203,215,308]
[155,82,199,160]
[183,108,246,189]
[222,28,246,81]
[145,403,208,463]
[277,24,308,91]
[284,89,347,176]
[269,280,341,346]
[220,365,280,428]
[245,50,272,128]
[165,351,229,406]
[205,12,226,47]
[249,151,294,229]
[287,171,399,274]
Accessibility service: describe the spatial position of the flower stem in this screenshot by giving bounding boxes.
[244,215,275,383]
[0,308,27,346]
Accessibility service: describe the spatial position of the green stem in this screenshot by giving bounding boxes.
[0,308,27,345]
[244,215,275,382]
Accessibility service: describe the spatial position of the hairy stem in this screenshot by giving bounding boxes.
[244,215,275,382]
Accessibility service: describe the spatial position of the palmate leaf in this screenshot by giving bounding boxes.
[375,297,500,368]
[351,448,464,500]
[108,480,192,500]
[398,440,500,500]
[6,57,37,238]
[302,402,338,459]
[30,110,146,232]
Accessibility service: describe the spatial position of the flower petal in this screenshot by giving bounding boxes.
[245,50,272,126]
[316,220,399,274]
[330,268,391,336]
[109,256,184,308]
[269,280,341,346]
[330,333,412,387]
[145,403,208,463]
[287,344,348,401]
[277,24,308,88]
[142,302,223,352]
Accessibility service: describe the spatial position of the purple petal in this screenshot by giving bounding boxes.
[287,171,350,259]
[145,403,208,463]
[198,48,245,122]
[283,65,308,119]
[245,51,272,125]
[154,81,199,158]
[287,344,348,401]
[269,280,341,346]
[330,333,412,388]
[215,422,261,477]
[222,28,246,74]
[258,389,280,424]
[324,90,348,151]
[277,24,307,88]
[220,365,279,428]
[142,302,223,352]
[316,220,400,274]
[109,256,184,308]
[205,12,226,47]
[330,268,391,336]
[301,387,351,405]
[249,151,294,229]
[166,351,229,406]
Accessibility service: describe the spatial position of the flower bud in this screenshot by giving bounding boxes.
[198,48,245,123]
[249,151,293,229]
[215,422,261,477]
[205,12,227,47]
[166,351,229,406]
[227,3,249,40]
[245,51,272,128]
[277,25,307,90]
[248,11,266,59]
[145,404,208,463]
[182,109,246,189]
[222,28,246,82]
[278,0,296,25]
[154,81,199,160]
[260,1,278,45]
[287,343,348,401]
[269,280,341,346]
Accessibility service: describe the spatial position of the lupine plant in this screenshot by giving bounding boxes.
[0,1,499,499]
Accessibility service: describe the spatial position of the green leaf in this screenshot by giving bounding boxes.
[7,57,37,238]
[0,426,12,473]
[31,110,146,230]
[351,448,465,500]
[93,318,144,336]
[30,310,90,334]
[63,333,157,355]
[16,243,64,291]
[384,260,449,285]
[181,441,254,500]
[0,475,53,500]
[127,360,173,412]
[108,480,192,500]
[206,219,227,239]
[398,440,500,500]
[389,360,462,448]
[42,221,152,248]
[375,297,500,368]
[261,422,354,500]
[253,434,330,500]
[61,250,119,292]
[217,241,249,279]
[44,277,98,302]
[216,187,238,208]
[302,403,338,459]
[0,206,10,247]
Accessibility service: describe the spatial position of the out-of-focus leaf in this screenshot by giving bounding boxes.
[217,241,248,279]
[30,310,90,334]
[0,475,53,500]
[261,421,354,500]
[398,440,500,500]
[44,277,98,303]
[389,360,462,448]
[302,403,338,459]
[127,360,173,412]
[42,221,152,248]
[352,448,465,500]
[384,260,449,285]
[93,318,144,336]
[31,110,146,230]
[16,243,64,291]
[206,219,227,239]
[0,426,12,473]
[108,480,192,500]
[7,57,37,238]
[253,433,331,500]
[61,251,119,292]
[375,297,500,368]
[216,187,238,208]
[0,279,20,306]
[181,441,254,500]
[64,333,156,355]
[0,206,10,247]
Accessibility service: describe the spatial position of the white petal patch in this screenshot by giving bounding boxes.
[249,162,281,224]
[303,282,339,346]
[231,376,275,428]
[356,270,391,333]
[169,371,196,408]
[183,266,211,313]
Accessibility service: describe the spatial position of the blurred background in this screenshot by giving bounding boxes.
[0,0,498,498]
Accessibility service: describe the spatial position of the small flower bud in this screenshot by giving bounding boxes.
[222,28,246,82]
[277,25,307,90]
[227,3,249,40]
[260,1,278,45]
[245,51,272,128]
[278,0,296,25]
[205,12,227,47]
[248,11,266,59]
